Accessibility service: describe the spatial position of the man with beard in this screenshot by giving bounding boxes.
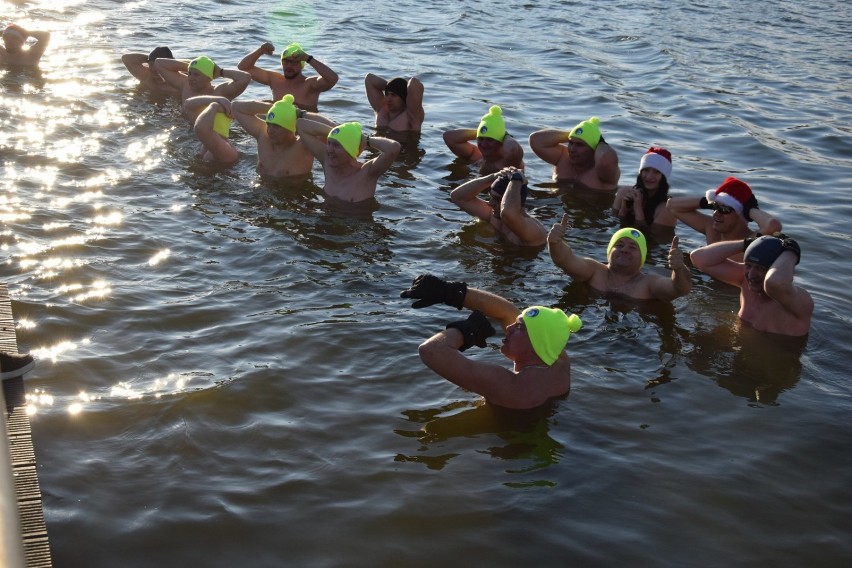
[238,42,338,111]
[529,116,620,190]
[0,23,50,66]
[548,217,691,301]
[443,105,524,175]
[296,119,400,203]
[690,234,812,337]
[666,176,781,260]
[364,73,424,132]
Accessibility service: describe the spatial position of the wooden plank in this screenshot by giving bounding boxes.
[1,283,52,567]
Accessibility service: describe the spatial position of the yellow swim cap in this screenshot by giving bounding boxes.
[280,42,306,69]
[569,116,602,150]
[521,307,582,366]
[607,227,647,267]
[213,112,232,139]
[188,56,216,80]
[327,122,363,159]
[476,105,507,142]
[265,94,297,133]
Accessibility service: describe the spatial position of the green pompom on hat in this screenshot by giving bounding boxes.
[476,105,507,142]
[569,116,602,150]
[265,94,298,133]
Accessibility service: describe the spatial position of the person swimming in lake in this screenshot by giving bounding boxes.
[121,46,179,96]
[529,116,620,191]
[666,176,781,260]
[232,95,333,178]
[237,42,338,111]
[364,73,425,132]
[0,23,49,66]
[296,119,400,203]
[450,167,547,247]
[548,219,691,301]
[690,233,812,337]
[443,105,524,175]
[612,147,677,235]
[400,274,582,410]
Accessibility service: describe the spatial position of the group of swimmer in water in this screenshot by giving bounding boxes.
[2,26,813,408]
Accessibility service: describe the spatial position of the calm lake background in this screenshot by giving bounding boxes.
[2,0,852,566]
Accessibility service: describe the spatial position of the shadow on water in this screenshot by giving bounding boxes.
[684,318,807,405]
[394,399,564,485]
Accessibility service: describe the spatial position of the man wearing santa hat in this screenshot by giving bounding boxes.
[666,176,781,260]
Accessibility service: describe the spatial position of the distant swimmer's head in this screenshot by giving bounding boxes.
[280,42,306,69]
[327,122,363,159]
[705,176,754,221]
[213,112,232,139]
[188,56,215,80]
[384,78,408,103]
[265,94,298,133]
[569,116,602,150]
[2,26,25,51]
[639,146,672,179]
[744,235,785,268]
[521,306,582,366]
[476,105,507,142]
[148,46,174,62]
[608,227,647,267]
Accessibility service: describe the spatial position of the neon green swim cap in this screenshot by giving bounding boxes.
[476,105,506,142]
[265,94,297,133]
[327,122,362,159]
[188,56,215,80]
[280,42,306,69]
[569,116,602,150]
[607,227,647,267]
[213,112,232,139]
[521,306,582,366]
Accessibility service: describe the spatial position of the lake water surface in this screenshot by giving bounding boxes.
[2,0,852,566]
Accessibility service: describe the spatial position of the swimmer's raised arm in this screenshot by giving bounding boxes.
[443,128,479,160]
[547,214,601,283]
[238,42,276,84]
[362,133,401,177]
[529,128,569,166]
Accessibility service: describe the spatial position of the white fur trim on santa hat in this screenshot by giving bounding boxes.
[639,152,672,179]
[705,189,744,217]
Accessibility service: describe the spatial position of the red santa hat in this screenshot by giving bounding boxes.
[638,147,672,179]
[705,177,754,219]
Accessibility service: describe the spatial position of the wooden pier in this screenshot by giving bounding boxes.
[1,284,52,567]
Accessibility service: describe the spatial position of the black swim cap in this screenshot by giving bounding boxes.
[489,175,528,205]
[384,77,408,102]
[744,235,784,267]
[148,46,174,62]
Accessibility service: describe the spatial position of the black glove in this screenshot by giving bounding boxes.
[400,274,467,309]
[445,311,495,351]
[743,232,762,251]
[777,233,801,264]
[698,196,713,210]
[742,195,759,221]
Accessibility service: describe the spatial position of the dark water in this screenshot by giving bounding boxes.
[2,0,852,565]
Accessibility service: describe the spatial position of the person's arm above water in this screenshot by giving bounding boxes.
[594,139,620,188]
[443,128,479,160]
[153,58,189,90]
[689,240,745,287]
[238,42,276,85]
[301,52,338,93]
[450,172,501,221]
[296,117,333,164]
[529,128,569,166]
[547,214,603,284]
[647,236,692,300]
[666,195,712,235]
[362,133,401,177]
